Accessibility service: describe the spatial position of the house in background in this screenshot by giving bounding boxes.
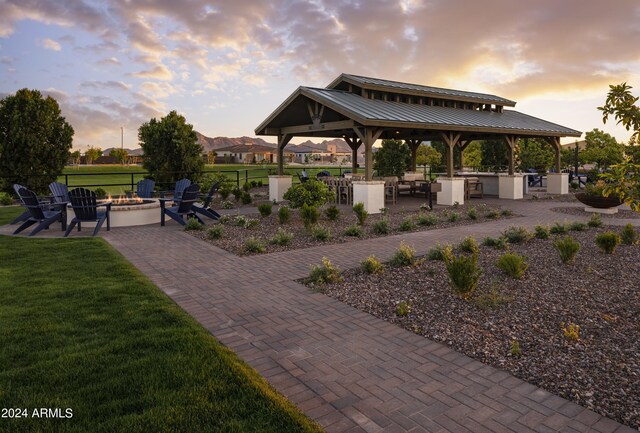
[216,143,293,164]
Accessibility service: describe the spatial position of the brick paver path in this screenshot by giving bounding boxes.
[5,200,637,432]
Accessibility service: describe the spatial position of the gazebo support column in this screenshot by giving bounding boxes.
[406,139,421,172]
[438,132,465,205]
[269,134,293,202]
[546,137,568,195]
[498,135,523,199]
[352,127,384,213]
[344,137,362,173]
[458,140,471,171]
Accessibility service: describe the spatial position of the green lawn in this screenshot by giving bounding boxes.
[0,206,23,225]
[0,235,323,433]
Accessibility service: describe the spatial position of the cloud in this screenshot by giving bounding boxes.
[79,81,132,92]
[129,64,173,81]
[41,38,61,51]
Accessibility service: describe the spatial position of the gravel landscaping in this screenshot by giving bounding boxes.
[189,202,517,255]
[311,226,639,429]
[551,206,640,219]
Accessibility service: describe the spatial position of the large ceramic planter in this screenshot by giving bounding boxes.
[575,192,622,209]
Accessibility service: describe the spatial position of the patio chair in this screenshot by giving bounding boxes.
[10,183,32,224]
[160,178,191,202]
[383,177,398,204]
[160,183,203,226]
[49,181,70,204]
[192,182,221,220]
[128,179,155,198]
[65,188,111,237]
[13,187,65,236]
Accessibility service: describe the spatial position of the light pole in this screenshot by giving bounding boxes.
[121,126,124,166]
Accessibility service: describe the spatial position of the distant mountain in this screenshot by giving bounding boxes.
[103,147,144,156]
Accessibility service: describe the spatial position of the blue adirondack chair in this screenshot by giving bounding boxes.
[160,178,191,203]
[10,183,32,224]
[13,187,65,236]
[160,184,203,226]
[49,181,70,204]
[65,188,111,237]
[128,179,155,198]
[192,182,221,220]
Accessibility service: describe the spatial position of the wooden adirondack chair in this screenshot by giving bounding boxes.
[10,183,32,224]
[192,182,221,220]
[160,183,203,226]
[160,178,191,203]
[13,187,65,236]
[65,188,111,237]
[49,181,70,204]
[128,179,155,198]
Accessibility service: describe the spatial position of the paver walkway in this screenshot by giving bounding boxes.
[99,200,637,433]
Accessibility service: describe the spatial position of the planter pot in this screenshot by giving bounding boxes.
[575,192,622,209]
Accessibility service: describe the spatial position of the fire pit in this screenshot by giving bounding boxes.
[67,196,162,227]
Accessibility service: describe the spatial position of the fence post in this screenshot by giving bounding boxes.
[236,171,240,187]
[131,173,134,192]
[65,174,69,186]
[245,170,248,186]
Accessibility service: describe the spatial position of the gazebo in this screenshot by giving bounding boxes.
[255,74,581,212]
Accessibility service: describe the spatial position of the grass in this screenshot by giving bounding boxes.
[0,236,322,433]
[0,206,23,225]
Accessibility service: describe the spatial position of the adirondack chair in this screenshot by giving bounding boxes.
[65,188,111,237]
[49,181,70,204]
[10,183,31,224]
[127,179,155,198]
[160,183,203,226]
[192,182,221,220]
[13,187,65,236]
[160,178,191,203]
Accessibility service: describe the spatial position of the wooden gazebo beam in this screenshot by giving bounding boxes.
[405,139,421,172]
[353,127,383,181]
[504,135,519,175]
[344,136,362,173]
[441,132,461,177]
[277,134,293,175]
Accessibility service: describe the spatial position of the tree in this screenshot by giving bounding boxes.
[463,142,482,168]
[598,82,640,140]
[517,138,555,172]
[581,128,624,170]
[138,111,204,185]
[109,148,128,165]
[207,150,217,165]
[373,139,411,177]
[70,150,82,165]
[480,139,509,170]
[0,89,74,193]
[84,146,102,165]
[416,144,441,167]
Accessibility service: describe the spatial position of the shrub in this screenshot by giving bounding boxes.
[620,223,638,245]
[569,221,587,231]
[343,224,363,237]
[257,203,272,217]
[218,215,230,224]
[497,252,529,279]
[352,202,368,226]
[562,322,580,342]
[257,180,263,187]
[242,182,250,192]
[534,225,550,239]
[300,203,319,228]
[448,211,460,222]
[278,206,291,224]
[270,228,294,246]
[324,205,340,221]
[361,256,384,274]
[467,207,478,220]
[396,301,411,317]
[486,209,500,219]
[474,288,512,309]
[94,187,107,199]
[184,218,204,231]
[232,187,242,200]
[240,191,252,204]
[398,217,415,232]
[427,243,453,260]
[234,215,249,227]
[390,241,416,266]
[0,192,12,205]
[502,226,531,244]
[222,200,234,209]
[206,225,223,239]
[554,236,580,264]
[587,213,603,228]
[595,231,621,254]
[501,209,513,217]
[243,237,266,253]
[417,213,438,226]
[482,236,508,249]
[307,257,341,284]
[219,188,231,200]
[372,219,390,235]
[510,340,522,357]
[311,225,331,241]
[459,236,480,254]
[550,222,568,234]
[444,252,482,299]
[283,179,333,208]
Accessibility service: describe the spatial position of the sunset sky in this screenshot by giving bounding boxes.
[1,0,639,150]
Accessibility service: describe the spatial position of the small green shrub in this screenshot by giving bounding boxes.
[257,180,263,187]
[417,213,438,226]
[307,257,342,284]
[324,205,340,221]
[206,225,223,239]
[352,202,368,226]
[311,225,331,241]
[278,206,291,224]
[184,218,204,231]
[257,203,272,217]
[232,188,242,200]
[562,322,580,342]
[569,221,587,231]
[474,288,512,309]
[234,215,249,227]
[243,237,266,253]
[361,255,384,274]
[396,301,411,317]
[343,224,363,237]
[550,222,568,234]
[283,179,333,208]
[620,223,638,245]
[428,243,453,260]
[444,252,482,299]
[219,188,231,200]
[222,200,234,209]
[459,236,479,254]
[448,211,460,222]
[390,241,416,266]
[587,213,603,228]
[467,207,478,220]
[242,182,250,192]
[94,187,107,199]
[497,252,529,279]
[0,192,12,205]
[501,209,513,217]
[398,217,415,232]
[486,209,500,219]
[534,225,550,239]
[502,226,531,244]
[240,191,252,204]
[218,215,230,224]
[555,236,580,263]
[300,203,319,228]
[595,232,621,254]
[510,340,522,357]
[482,236,508,249]
[372,219,390,235]
[270,228,294,245]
